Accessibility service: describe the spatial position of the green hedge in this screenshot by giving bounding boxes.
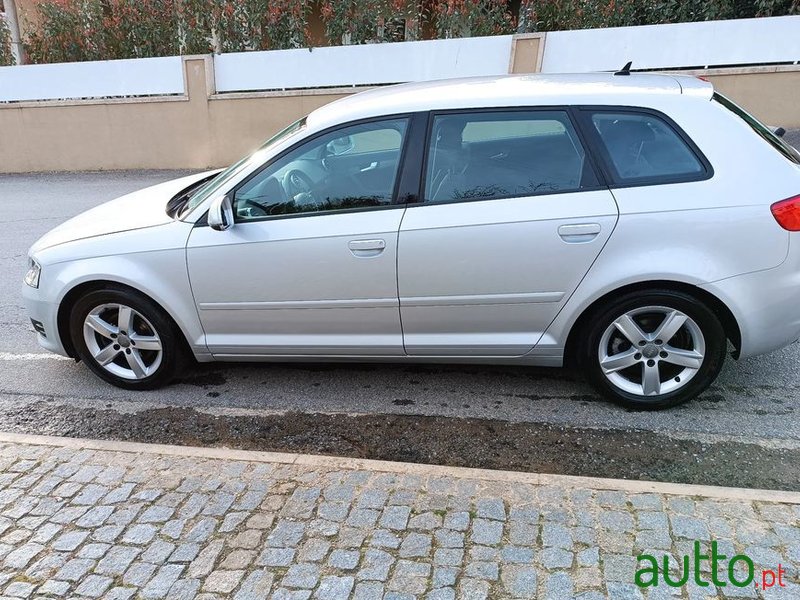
[19,0,800,64]
[517,0,798,32]
[434,0,516,38]
[24,0,313,63]
[1,14,13,66]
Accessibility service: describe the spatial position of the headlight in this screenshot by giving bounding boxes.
[24,258,41,288]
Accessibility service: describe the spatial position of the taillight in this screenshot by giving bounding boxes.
[771,195,800,231]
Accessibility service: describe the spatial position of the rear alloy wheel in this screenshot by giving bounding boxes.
[70,288,184,389]
[583,290,727,409]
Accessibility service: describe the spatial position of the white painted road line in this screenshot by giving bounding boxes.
[0,352,71,361]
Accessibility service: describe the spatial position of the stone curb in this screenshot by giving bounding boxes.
[2,430,800,504]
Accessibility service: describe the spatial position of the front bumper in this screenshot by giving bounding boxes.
[21,282,70,357]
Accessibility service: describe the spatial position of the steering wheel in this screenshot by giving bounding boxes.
[283,169,316,203]
[238,199,269,218]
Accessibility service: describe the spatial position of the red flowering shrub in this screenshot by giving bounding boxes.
[0,14,13,66]
[25,0,105,63]
[17,0,800,64]
[320,0,421,45]
[432,0,515,38]
[756,0,800,15]
[24,0,310,63]
[515,0,764,33]
[260,0,310,49]
[180,0,309,54]
[104,0,181,58]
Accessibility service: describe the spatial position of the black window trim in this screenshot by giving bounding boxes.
[215,112,423,225]
[197,104,714,225]
[574,105,714,189]
[394,111,428,205]
[413,105,608,208]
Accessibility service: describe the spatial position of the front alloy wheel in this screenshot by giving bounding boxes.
[83,304,163,380]
[583,290,727,410]
[70,287,185,390]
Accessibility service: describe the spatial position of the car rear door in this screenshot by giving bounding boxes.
[397,108,619,356]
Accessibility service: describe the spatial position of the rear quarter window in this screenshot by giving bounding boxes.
[587,110,709,186]
[713,92,800,166]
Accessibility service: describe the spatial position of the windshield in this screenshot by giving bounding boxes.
[180,117,308,217]
[713,93,800,165]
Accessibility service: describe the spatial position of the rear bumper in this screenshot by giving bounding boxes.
[21,283,70,357]
[702,235,800,359]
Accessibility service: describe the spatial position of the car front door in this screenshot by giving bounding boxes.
[398,108,619,356]
[186,116,411,357]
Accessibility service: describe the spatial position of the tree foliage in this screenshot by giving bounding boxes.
[18,0,800,64]
[0,14,13,66]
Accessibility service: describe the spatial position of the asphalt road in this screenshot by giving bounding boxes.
[1,130,800,488]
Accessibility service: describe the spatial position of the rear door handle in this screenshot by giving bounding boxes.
[558,223,601,243]
[348,239,386,257]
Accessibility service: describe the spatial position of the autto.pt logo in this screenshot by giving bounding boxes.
[635,541,786,591]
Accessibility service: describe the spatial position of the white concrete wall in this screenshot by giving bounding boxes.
[0,16,798,102]
[0,56,184,102]
[214,36,515,93]
[540,16,800,72]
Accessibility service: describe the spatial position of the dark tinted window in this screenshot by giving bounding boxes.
[590,112,705,182]
[234,118,408,221]
[713,92,800,165]
[423,110,595,203]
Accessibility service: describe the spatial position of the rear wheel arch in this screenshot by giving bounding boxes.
[57,280,193,360]
[564,280,741,368]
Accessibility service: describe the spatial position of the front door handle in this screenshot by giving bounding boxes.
[348,239,386,257]
[558,223,601,243]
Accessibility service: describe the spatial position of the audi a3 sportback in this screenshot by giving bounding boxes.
[22,73,800,409]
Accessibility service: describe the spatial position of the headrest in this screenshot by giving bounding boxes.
[435,119,466,150]
[602,119,656,146]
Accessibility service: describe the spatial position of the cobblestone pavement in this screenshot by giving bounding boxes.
[1,439,800,599]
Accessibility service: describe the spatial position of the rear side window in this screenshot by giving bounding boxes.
[423,110,597,203]
[713,92,800,165]
[589,111,707,184]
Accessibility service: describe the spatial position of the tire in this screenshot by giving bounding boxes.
[579,289,727,410]
[69,287,186,390]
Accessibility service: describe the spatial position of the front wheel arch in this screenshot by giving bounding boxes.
[564,280,741,369]
[57,280,193,361]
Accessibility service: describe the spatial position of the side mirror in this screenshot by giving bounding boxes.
[774,126,786,138]
[208,193,234,231]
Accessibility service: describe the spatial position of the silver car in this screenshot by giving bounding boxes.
[22,73,800,409]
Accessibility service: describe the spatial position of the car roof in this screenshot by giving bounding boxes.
[306,72,714,130]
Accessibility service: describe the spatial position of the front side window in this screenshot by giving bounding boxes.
[181,117,307,217]
[233,118,408,221]
[423,110,595,203]
[589,111,706,183]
